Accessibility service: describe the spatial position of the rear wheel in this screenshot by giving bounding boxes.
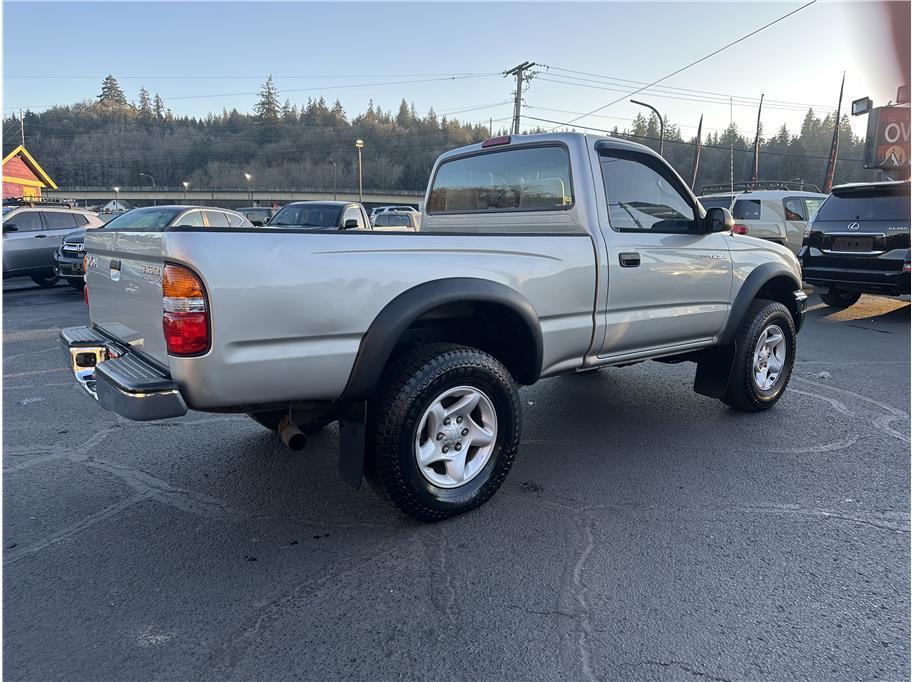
[820,288,861,309]
[365,343,520,522]
[721,299,796,412]
[30,273,58,287]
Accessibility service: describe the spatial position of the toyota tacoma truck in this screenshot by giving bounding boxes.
[61,133,806,521]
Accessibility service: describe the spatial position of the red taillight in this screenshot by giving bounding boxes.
[732,223,749,235]
[481,135,511,148]
[162,264,209,356]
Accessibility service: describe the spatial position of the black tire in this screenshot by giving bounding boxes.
[366,343,521,522]
[721,299,796,412]
[30,273,58,287]
[820,288,861,309]
[246,410,333,434]
[67,279,85,291]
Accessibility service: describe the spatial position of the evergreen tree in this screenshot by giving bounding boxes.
[138,88,153,119]
[254,75,280,121]
[97,75,127,107]
[153,94,165,119]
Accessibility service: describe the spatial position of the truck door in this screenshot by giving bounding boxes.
[595,149,733,358]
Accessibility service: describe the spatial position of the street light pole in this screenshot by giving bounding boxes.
[182,181,189,202]
[331,159,338,200]
[139,173,156,206]
[630,99,664,157]
[244,173,253,204]
[112,186,120,210]
[355,139,364,203]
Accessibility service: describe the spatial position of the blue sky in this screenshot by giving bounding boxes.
[2,1,903,138]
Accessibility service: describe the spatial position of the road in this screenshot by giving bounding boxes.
[4,280,910,681]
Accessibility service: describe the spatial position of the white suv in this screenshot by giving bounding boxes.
[698,186,827,255]
[2,204,105,286]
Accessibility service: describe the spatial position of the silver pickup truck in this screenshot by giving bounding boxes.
[61,132,806,521]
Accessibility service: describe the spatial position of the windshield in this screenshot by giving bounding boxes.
[2,206,14,216]
[817,192,911,222]
[103,207,182,229]
[268,204,343,228]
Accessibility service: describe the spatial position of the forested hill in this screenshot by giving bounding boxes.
[3,75,879,192]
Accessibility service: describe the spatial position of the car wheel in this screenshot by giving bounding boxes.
[820,288,862,309]
[30,273,58,287]
[721,299,796,412]
[365,343,520,522]
[67,279,85,291]
[246,410,332,434]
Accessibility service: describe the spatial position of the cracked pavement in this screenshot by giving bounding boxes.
[3,280,910,680]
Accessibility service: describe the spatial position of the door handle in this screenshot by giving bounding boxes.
[33,234,48,239]
[619,252,640,267]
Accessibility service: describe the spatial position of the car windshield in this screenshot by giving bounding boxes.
[2,206,14,216]
[103,208,182,229]
[268,204,343,228]
[817,191,911,221]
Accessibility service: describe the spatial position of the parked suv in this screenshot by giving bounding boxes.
[699,184,827,255]
[371,210,420,231]
[800,181,910,308]
[3,204,105,286]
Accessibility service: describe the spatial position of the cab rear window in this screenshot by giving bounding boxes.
[427,145,573,213]
[817,193,911,221]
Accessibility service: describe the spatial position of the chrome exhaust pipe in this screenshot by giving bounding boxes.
[278,416,307,452]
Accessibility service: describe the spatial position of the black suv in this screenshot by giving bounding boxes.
[800,181,910,308]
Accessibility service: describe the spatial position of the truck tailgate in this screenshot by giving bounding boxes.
[85,229,170,368]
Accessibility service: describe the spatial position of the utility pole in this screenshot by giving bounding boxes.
[19,110,25,147]
[505,62,536,135]
[355,139,364,203]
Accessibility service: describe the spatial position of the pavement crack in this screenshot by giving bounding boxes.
[637,659,733,682]
[4,493,149,566]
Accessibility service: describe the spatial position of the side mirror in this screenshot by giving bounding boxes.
[704,207,734,233]
[343,219,360,230]
[3,223,18,232]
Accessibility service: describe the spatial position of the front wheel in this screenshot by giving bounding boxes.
[721,299,796,412]
[820,288,861,309]
[30,273,58,287]
[67,279,85,291]
[366,343,521,522]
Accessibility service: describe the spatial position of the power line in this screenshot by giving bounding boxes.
[553,0,819,129]
[545,65,837,111]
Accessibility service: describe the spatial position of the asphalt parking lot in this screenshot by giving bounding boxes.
[3,279,910,681]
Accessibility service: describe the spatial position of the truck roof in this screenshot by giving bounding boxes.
[436,131,660,164]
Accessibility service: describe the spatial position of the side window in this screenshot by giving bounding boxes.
[176,211,205,227]
[42,211,79,230]
[374,214,389,227]
[4,211,43,231]
[732,199,761,221]
[342,206,365,229]
[803,198,824,222]
[783,197,807,222]
[427,145,573,213]
[226,212,245,227]
[203,210,230,227]
[599,155,696,233]
[389,215,411,227]
[74,214,89,227]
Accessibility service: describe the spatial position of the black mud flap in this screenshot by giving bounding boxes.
[337,401,367,489]
[694,343,737,399]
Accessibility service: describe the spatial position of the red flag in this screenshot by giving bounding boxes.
[691,114,703,188]
[751,94,764,183]
[823,73,846,193]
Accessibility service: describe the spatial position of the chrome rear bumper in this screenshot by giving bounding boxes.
[60,326,188,421]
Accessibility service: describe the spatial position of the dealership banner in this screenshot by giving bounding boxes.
[864,105,911,169]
